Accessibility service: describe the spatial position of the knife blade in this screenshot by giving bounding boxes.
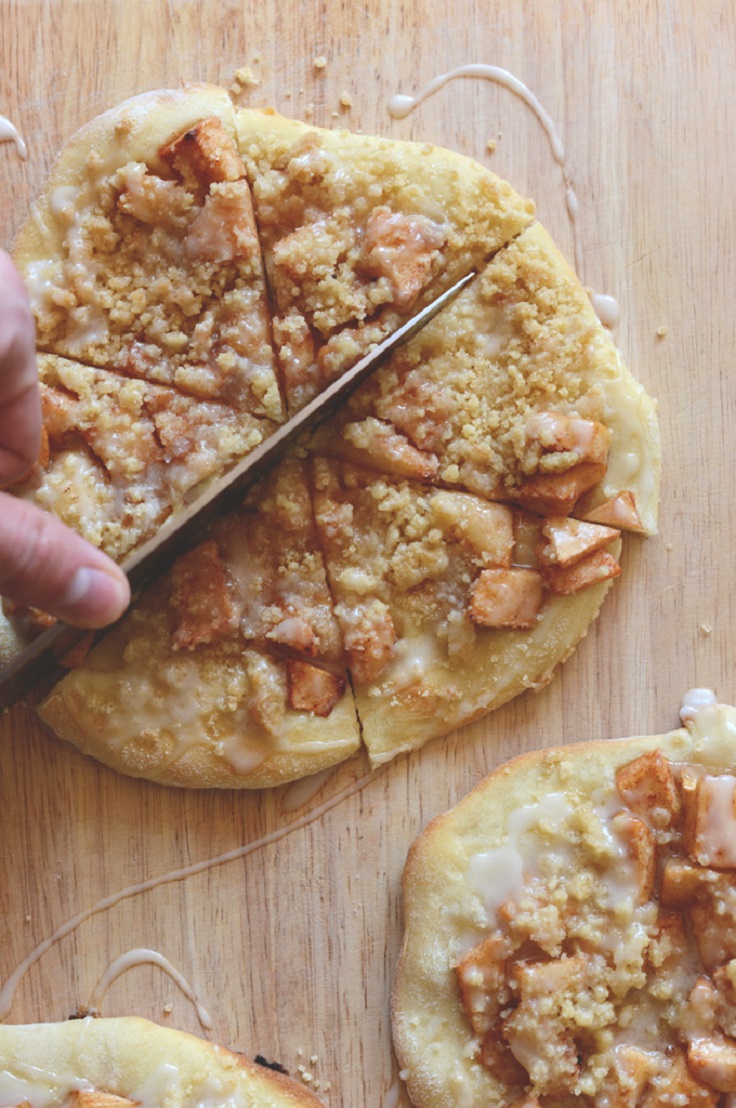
[0,269,477,711]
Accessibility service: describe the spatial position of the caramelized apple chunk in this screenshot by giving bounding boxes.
[580,490,645,533]
[170,539,239,650]
[360,206,446,310]
[430,492,514,566]
[336,418,439,480]
[285,660,345,717]
[542,548,621,595]
[455,932,514,1037]
[537,515,620,568]
[159,116,247,187]
[615,749,682,828]
[63,1094,138,1108]
[469,568,544,629]
[516,461,608,516]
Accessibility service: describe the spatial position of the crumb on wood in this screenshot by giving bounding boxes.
[486,138,497,152]
[656,324,668,338]
[163,1003,173,1015]
[313,55,327,70]
[700,623,713,635]
[339,90,352,108]
[230,66,260,95]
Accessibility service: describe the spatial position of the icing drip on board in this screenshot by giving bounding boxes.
[0,114,28,160]
[389,65,620,328]
[0,765,385,1020]
[86,948,213,1030]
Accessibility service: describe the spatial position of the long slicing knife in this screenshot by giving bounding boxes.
[0,270,477,711]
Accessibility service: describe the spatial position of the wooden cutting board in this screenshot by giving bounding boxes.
[1,1,735,1103]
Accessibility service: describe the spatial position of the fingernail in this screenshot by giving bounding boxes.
[60,566,130,627]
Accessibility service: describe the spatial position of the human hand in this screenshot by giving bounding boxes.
[0,250,130,628]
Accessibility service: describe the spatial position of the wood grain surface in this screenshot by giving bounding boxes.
[1,1,735,1104]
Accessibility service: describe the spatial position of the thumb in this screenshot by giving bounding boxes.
[0,493,130,628]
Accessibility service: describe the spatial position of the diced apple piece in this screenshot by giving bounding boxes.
[285,660,345,717]
[170,539,239,650]
[689,894,736,971]
[185,180,258,263]
[642,1049,720,1106]
[64,1094,137,1108]
[579,491,645,533]
[542,548,621,595]
[714,963,736,1039]
[430,491,514,565]
[611,809,656,902]
[516,462,608,515]
[337,599,397,684]
[660,857,713,907]
[480,1023,529,1085]
[455,932,514,1036]
[361,206,446,310]
[615,750,682,828]
[686,775,736,868]
[504,956,585,1095]
[336,418,439,480]
[538,515,620,568]
[601,1044,660,1107]
[688,1038,736,1094]
[159,116,246,186]
[525,411,610,465]
[469,568,544,629]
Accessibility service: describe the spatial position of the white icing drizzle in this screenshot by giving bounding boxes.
[382,1080,402,1108]
[0,113,28,160]
[86,948,212,1030]
[0,765,385,1020]
[388,64,620,328]
[281,766,338,813]
[680,687,718,723]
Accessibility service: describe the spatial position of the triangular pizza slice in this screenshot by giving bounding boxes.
[236,109,535,411]
[311,222,660,536]
[38,456,359,788]
[14,85,284,421]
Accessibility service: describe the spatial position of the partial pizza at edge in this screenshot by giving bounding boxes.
[0,1016,324,1106]
[392,695,736,1108]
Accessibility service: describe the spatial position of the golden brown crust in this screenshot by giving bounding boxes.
[0,1016,324,1106]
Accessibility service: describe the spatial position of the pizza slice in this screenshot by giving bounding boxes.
[8,353,273,562]
[37,456,359,788]
[310,456,622,766]
[0,1016,324,1105]
[311,221,661,536]
[392,692,736,1108]
[235,109,536,411]
[14,85,283,421]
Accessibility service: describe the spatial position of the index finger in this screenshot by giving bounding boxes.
[0,250,41,484]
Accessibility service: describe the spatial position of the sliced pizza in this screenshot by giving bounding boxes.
[236,108,536,411]
[312,221,660,536]
[0,1016,324,1106]
[7,353,273,562]
[5,91,661,787]
[392,692,736,1108]
[38,457,359,788]
[311,455,622,765]
[14,85,283,421]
